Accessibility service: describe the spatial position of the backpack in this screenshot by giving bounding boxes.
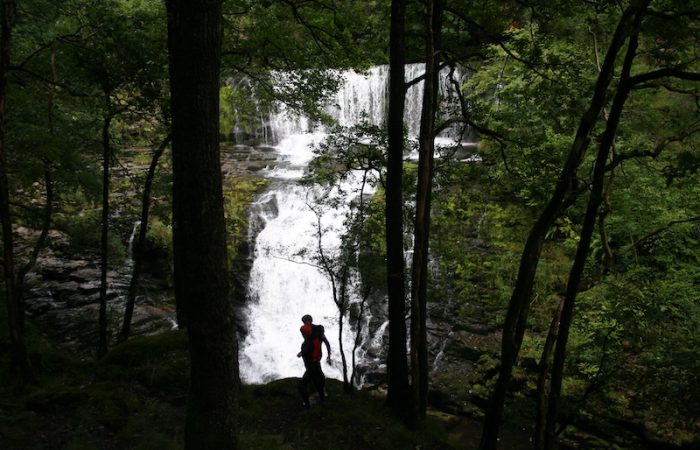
[302,324,324,363]
[310,324,325,341]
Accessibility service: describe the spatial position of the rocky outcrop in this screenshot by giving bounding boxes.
[21,239,177,356]
[16,143,281,356]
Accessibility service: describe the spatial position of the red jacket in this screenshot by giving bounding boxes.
[300,323,330,364]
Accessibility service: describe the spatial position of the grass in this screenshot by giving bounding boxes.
[239,379,461,450]
[0,329,187,450]
[0,327,491,450]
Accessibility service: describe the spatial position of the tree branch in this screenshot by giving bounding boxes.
[278,0,337,53]
[628,68,700,88]
[8,65,85,96]
[617,216,700,258]
[606,122,700,171]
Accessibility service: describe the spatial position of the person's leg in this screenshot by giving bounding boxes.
[319,367,326,400]
[299,370,311,407]
[310,363,325,404]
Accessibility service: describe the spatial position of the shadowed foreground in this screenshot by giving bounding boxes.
[0,329,533,450]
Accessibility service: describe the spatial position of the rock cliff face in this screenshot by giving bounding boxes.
[19,226,177,356]
[18,144,273,356]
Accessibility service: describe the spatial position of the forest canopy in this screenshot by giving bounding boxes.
[0,0,698,449]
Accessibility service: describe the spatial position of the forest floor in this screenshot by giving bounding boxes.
[0,327,536,450]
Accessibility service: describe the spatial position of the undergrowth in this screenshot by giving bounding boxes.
[0,321,476,450]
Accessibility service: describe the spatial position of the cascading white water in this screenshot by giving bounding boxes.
[239,132,374,383]
[239,64,468,384]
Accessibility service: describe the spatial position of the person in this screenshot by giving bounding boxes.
[296,314,331,407]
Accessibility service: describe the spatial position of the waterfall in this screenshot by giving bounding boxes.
[127,220,141,259]
[238,64,469,385]
[265,64,468,141]
[239,133,372,383]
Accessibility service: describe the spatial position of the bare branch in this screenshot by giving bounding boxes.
[279,0,337,54]
[606,123,700,171]
[14,28,86,66]
[618,215,700,258]
[8,65,85,96]
[270,254,324,271]
[629,69,700,88]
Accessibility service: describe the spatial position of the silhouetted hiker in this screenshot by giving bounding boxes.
[297,314,331,407]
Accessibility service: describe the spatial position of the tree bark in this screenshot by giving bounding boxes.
[166,1,239,448]
[17,47,57,306]
[543,9,645,448]
[385,0,410,416]
[338,267,350,391]
[410,0,443,428]
[120,134,171,341]
[310,202,351,390]
[478,2,649,448]
[0,0,32,383]
[16,168,53,311]
[17,49,58,306]
[534,299,564,450]
[98,104,112,360]
[351,284,371,387]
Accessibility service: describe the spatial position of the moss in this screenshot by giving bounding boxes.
[238,432,294,450]
[1,319,523,450]
[55,208,127,263]
[132,434,184,450]
[223,174,270,262]
[23,384,92,413]
[99,330,189,398]
[239,379,458,450]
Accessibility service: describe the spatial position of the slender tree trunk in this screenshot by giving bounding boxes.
[16,48,56,325]
[410,0,443,427]
[385,0,410,416]
[478,3,648,448]
[350,284,370,387]
[349,171,371,389]
[310,204,351,389]
[543,12,644,449]
[597,169,616,276]
[98,105,112,360]
[0,0,32,383]
[338,267,350,391]
[16,168,52,306]
[120,134,171,341]
[166,1,239,447]
[533,299,564,450]
[590,22,616,279]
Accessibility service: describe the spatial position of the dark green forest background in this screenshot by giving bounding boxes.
[0,0,698,449]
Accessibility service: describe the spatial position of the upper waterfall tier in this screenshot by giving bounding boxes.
[268,63,468,142]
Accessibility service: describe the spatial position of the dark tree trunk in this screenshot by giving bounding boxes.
[310,203,351,390]
[410,0,443,428]
[166,1,239,448]
[534,299,564,450]
[16,168,53,307]
[543,11,644,449]
[597,171,616,277]
[478,3,648,448]
[120,134,171,341]
[98,106,112,360]
[347,171,372,390]
[350,284,371,387]
[338,267,350,391]
[17,47,57,306]
[385,0,410,416]
[0,0,32,383]
[16,47,56,322]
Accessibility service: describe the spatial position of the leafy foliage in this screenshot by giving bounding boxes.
[223,176,270,263]
[2,0,699,446]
